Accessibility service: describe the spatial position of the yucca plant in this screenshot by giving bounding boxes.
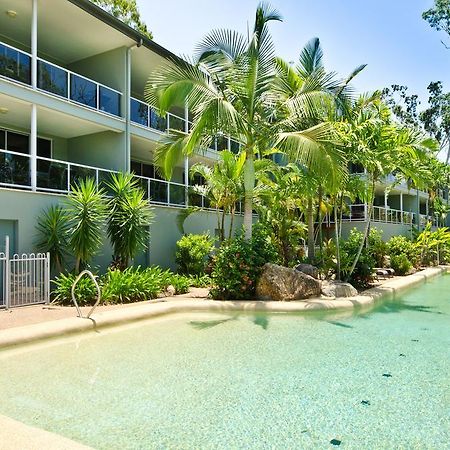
[35,204,69,273]
[106,172,154,270]
[66,177,107,274]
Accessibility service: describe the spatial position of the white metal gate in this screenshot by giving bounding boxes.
[0,237,50,308]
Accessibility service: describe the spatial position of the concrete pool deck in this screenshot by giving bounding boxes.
[0,266,447,350]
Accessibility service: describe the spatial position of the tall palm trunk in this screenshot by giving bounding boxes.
[346,176,376,281]
[307,197,315,262]
[229,205,236,240]
[243,152,255,240]
[317,185,324,262]
[333,199,341,281]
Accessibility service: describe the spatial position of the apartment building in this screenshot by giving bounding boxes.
[0,0,243,269]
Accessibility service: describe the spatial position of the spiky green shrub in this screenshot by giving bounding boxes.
[35,205,70,273]
[106,172,153,269]
[66,178,107,273]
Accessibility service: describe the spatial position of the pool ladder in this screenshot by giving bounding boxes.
[71,270,101,319]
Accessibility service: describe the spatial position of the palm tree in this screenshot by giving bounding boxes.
[106,172,154,269]
[145,3,332,240]
[274,37,366,261]
[190,150,245,241]
[338,95,437,279]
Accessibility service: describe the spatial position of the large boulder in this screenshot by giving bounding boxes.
[321,280,357,298]
[295,263,319,279]
[256,263,321,301]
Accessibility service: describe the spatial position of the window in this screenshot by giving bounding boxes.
[0,128,52,158]
[37,138,52,158]
[7,132,29,154]
[131,160,162,180]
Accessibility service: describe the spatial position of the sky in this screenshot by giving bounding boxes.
[137,0,449,109]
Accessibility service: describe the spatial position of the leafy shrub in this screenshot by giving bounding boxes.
[168,274,190,295]
[53,272,98,306]
[175,233,215,275]
[186,274,212,288]
[387,235,419,267]
[368,228,387,267]
[210,224,280,300]
[340,228,375,288]
[101,267,167,303]
[390,254,412,275]
[313,239,337,279]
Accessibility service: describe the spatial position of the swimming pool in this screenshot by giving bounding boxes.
[0,276,449,449]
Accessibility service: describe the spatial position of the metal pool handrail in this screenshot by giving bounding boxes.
[71,270,101,319]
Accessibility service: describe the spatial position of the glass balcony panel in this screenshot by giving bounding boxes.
[70,74,97,108]
[36,158,68,191]
[99,86,120,116]
[203,196,211,209]
[130,99,149,126]
[230,139,240,154]
[150,179,168,203]
[0,44,31,84]
[216,135,228,151]
[134,177,150,200]
[168,113,185,133]
[69,165,96,189]
[170,184,186,206]
[149,108,167,132]
[37,60,68,97]
[0,151,30,187]
[97,170,116,195]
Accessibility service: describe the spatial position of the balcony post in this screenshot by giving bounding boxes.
[400,192,403,224]
[184,103,189,207]
[124,46,132,172]
[31,0,38,89]
[30,104,37,191]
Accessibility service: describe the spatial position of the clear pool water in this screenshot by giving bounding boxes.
[0,276,449,449]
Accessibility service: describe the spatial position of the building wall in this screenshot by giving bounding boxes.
[0,189,242,272]
[67,131,127,171]
[339,221,414,241]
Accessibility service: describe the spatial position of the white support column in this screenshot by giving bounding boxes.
[31,0,38,89]
[125,46,132,172]
[184,103,189,206]
[400,192,403,224]
[30,104,37,191]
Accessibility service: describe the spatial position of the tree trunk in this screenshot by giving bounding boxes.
[307,197,315,262]
[243,152,255,240]
[221,209,226,242]
[334,201,341,281]
[229,206,235,240]
[346,177,375,281]
[317,185,323,263]
[75,258,80,275]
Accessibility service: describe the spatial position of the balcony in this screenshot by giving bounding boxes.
[0,41,122,117]
[0,149,191,207]
[130,97,185,133]
[130,97,243,154]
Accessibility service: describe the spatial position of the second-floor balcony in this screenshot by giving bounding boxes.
[322,204,438,227]
[0,148,248,214]
[0,41,122,117]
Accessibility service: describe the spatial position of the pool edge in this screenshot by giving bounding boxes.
[0,266,448,349]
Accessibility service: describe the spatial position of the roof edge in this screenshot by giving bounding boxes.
[67,0,183,63]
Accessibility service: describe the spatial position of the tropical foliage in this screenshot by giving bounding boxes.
[175,233,215,275]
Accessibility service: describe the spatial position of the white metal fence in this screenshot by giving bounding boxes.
[0,237,50,309]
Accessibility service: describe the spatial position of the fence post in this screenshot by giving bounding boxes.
[45,252,50,304]
[4,236,9,309]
